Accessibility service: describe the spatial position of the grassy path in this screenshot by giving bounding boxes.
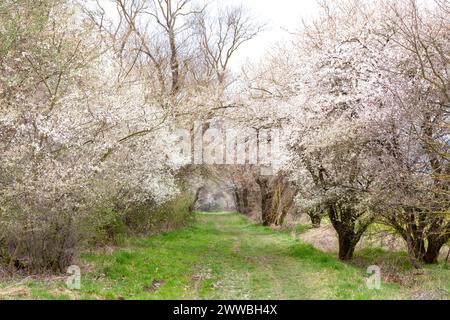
[1,212,449,299]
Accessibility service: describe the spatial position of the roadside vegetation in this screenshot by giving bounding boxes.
[0,213,448,300]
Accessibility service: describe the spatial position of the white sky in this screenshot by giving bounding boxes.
[224,0,321,70]
[94,0,321,70]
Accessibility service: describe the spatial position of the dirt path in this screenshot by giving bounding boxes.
[2,212,448,300]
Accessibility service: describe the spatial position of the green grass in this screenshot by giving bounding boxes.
[295,224,312,235]
[0,212,449,300]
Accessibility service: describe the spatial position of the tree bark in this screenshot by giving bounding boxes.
[423,237,447,264]
[189,187,203,214]
[328,204,371,261]
[256,176,273,225]
[338,234,356,261]
[390,209,449,266]
[233,187,251,215]
[242,188,249,213]
[257,174,295,226]
[308,210,322,228]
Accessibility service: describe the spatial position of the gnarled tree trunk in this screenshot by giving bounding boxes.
[307,206,325,228]
[256,174,296,226]
[337,233,357,261]
[388,208,450,266]
[233,187,251,215]
[329,203,373,261]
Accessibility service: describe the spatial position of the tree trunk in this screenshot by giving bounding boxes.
[189,187,203,214]
[309,213,322,228]
[242,188,249,214]
[404,234,423,269]
[423,247,440,264]
[328,204,371,261]
[257,174,295,226]
[337,233,356,260]
[261,191,275,226]
[396,212,449,265]
[233,187,251,215]
[168,30,180,95]
[423,237,446,264]
[233,189,241,213]
[257,176,273,226]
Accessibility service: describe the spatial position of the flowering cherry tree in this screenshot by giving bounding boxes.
[243,0,449,262]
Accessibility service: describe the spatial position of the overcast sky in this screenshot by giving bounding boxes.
[224,0,321,70]
[95,0,321,70]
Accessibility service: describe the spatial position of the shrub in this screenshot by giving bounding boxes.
[123,191,195,236]
[0,203,80,274]
[0,191,196,274]
[81,207,127,247]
